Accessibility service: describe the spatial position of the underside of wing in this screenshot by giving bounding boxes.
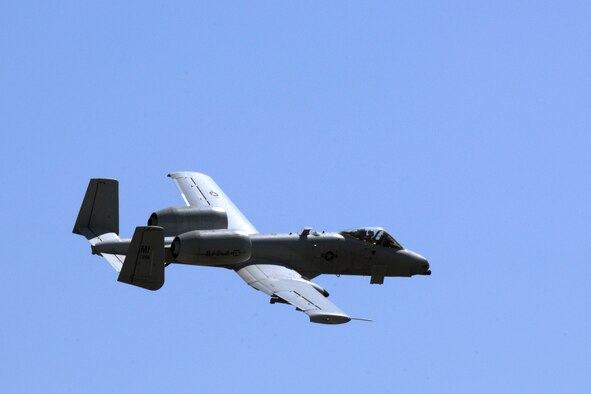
[168,172,257,234]
[236,263,351,324]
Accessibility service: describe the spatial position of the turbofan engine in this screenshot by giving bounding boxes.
[148,207,228,236]
[171,230,252,265]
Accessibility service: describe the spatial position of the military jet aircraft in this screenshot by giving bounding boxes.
[73,172,430,324]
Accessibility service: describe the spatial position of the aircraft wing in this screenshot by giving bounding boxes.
[169,172,351,324]
[168,172,257,234]
[237,264,351,324]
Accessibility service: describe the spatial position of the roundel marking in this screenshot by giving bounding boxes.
[323,251,337,261]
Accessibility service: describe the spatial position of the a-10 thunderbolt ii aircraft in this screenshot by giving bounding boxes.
[73,172,430,324]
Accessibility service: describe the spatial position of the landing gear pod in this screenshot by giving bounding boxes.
[171,230,252,266]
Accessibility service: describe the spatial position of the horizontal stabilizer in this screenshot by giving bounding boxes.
[118,226,165,291]
[90,232,125,272]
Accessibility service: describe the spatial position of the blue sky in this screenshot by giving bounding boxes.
[1,1,590,393]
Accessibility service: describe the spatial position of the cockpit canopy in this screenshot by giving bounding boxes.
[340,227,404,250]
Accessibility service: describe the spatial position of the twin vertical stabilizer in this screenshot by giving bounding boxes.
[117,226,165,291]
[73,179,119,238]
[73,178,165,290]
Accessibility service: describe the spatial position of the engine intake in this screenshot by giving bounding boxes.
[171,230,252,265]
[148,207,228,236]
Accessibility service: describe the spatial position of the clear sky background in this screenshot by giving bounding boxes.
[1,1,590,393]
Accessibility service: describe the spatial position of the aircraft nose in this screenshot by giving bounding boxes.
[406,250,430,275]
[417,257,430,275]
[420,258,431,275]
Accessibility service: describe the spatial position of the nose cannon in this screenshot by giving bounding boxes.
[418,268,432,276]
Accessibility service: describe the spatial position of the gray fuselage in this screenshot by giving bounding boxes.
[94,230,430,283]
[245,231,430,281]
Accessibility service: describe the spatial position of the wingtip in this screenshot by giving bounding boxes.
[309,314,352,324]
[167,171,209,179]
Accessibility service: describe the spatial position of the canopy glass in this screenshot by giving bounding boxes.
[340,227,404,250]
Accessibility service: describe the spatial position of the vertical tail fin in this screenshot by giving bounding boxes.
[73,179,124,272]
[117,226,165,291]
[73,178,119,238]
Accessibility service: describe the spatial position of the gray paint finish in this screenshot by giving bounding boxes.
[168,172,257,234]
[73,172,429,324]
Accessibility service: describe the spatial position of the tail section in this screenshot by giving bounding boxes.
[117,226,165,291]
[73,179,119,238]
[73,179,124,271]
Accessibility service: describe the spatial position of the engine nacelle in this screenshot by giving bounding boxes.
[171,230,252,265]
[148,207,228,236]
